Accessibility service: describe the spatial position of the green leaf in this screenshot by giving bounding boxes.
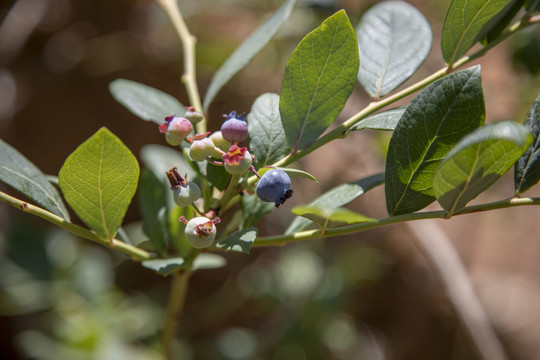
[434,121,531,215]
[139,170,168,255]
[206,163,230,191]
[476,0,526,44]
[58,128,140,241]
[356,1,432,98]
[203,0,296,111]
[515,95,540,194]
[286,173,384,234]
[141,258,184,276]
[248,93,291,168]
[385,66,485,215]
[240,193,275,228]
[216,227,258,254]
[0,139,70,220]
[441,0,513,65]
[280,10,359,151]
[257,167,318,183]
[348,107,406,133]
[192,253,227,271]
[140,144,195,185]
[292,205,376,228]
[109,79,185,125]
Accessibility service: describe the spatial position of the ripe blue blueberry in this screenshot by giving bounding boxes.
[221,111,248,143]
[256,169,293,207]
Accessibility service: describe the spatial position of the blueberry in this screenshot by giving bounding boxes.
[256,169,293,207]
[221,111,248,143]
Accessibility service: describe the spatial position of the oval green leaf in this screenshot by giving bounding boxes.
[434,121,532,215]
[441,0,512,66]
[515,95,540,194]
[59,128,140,242]
[109,79,185,125]
[203,0,296,111]
[280,10,359,151]
[356,1,432,98]
[348,106,406,133]
[292,205,376,228]
[0,139,70,220]
[216,227,258,254]
[286,173,384,234]
[385,66,485,215]
[248,93,291,168]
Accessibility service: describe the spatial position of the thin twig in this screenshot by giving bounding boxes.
[158,0,205,134]
[162,269,192,360]
[0,190,153,261]
[407,221,508,360]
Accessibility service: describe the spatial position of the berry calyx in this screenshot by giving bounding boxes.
[159,115,193,146]
[256,169,293,207]
[179,216,221,249]
[184,106,203,125]
[223,144,253,174]
[189,134,216,162]
[221,111,248,143]
[166,167,201,207]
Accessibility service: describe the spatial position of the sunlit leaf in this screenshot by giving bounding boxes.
[292,205,376,228]
[385,66,485,215]
[286,173,384,234]
[59,128,139,241]
[356,1,432,98]
[280,10,359,150]
[442,0,513,65]
[434,121,531,215]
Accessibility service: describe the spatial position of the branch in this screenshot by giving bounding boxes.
[162,268,192,360]
[0,190,153,261]
[158,0,205,134]
[253,196,540,246]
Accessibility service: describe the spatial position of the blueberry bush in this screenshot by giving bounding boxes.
[2,0,540,358]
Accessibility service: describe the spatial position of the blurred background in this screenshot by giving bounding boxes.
[1,0,540,359]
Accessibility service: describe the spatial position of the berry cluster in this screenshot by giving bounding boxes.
[160,108,293,249]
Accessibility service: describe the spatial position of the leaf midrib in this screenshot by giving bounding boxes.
[390,74,476,214]
[295,17,343,151]
[447,0,493,65]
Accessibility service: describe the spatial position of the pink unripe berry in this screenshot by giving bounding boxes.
[160,116,193,146]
